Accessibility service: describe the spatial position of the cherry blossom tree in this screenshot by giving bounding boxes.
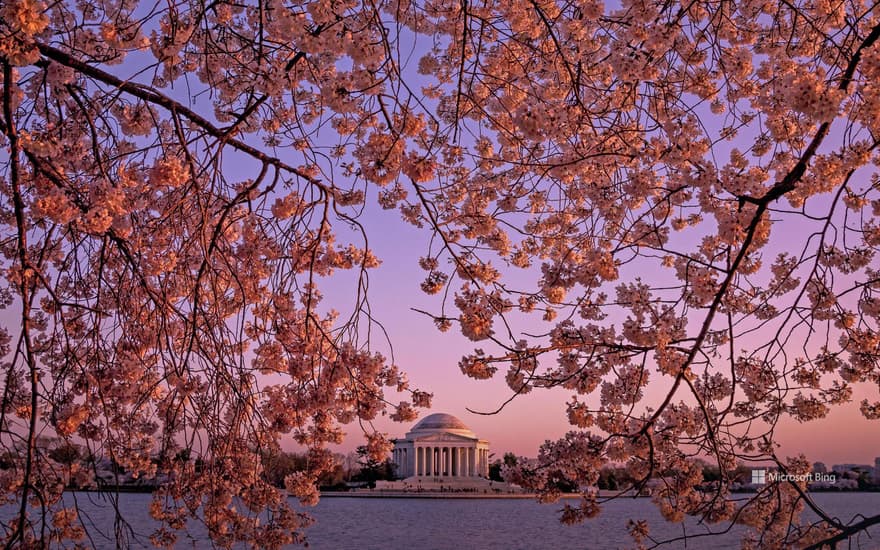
[2,0,879,547]
[1,0,430,546]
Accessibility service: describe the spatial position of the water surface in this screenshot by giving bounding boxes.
[6,492,880,549]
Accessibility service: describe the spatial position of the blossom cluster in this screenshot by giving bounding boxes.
[3,0,880,547]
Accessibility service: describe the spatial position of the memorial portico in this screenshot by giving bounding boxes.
[391,413,490,480]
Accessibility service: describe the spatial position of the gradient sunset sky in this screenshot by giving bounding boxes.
[322,198,880,468]
[4,25,877,470]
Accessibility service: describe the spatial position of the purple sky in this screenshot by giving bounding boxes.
[323,202,880,467]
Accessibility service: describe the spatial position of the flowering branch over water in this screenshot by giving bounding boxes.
[2,0,880,547]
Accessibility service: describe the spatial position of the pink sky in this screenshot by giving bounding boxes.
[4,31,877,470]
[323,207,880,467]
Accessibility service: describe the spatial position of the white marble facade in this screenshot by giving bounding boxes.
[391,413,490,479]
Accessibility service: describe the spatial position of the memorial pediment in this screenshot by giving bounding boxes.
[412,433,477,443]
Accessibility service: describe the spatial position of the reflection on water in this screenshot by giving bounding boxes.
[3,492,879,549]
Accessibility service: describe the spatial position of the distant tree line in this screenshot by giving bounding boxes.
[261,446,396,491]
[491,455,880,493]
[0,439,400,492]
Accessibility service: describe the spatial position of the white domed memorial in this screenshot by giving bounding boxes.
[391,413,490,480]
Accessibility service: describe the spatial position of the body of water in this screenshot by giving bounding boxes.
[305,493,880,550]
[5,492,880,549]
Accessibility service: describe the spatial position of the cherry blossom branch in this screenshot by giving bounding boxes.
[2,59,40,550]
[34,43,328,192]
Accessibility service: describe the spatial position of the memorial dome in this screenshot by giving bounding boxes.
[406,413,476,438]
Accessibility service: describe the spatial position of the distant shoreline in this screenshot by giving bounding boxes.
[319,491,582,499]
[319,490,658,499]
[319,488,880,499]
[59,487,880,498]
